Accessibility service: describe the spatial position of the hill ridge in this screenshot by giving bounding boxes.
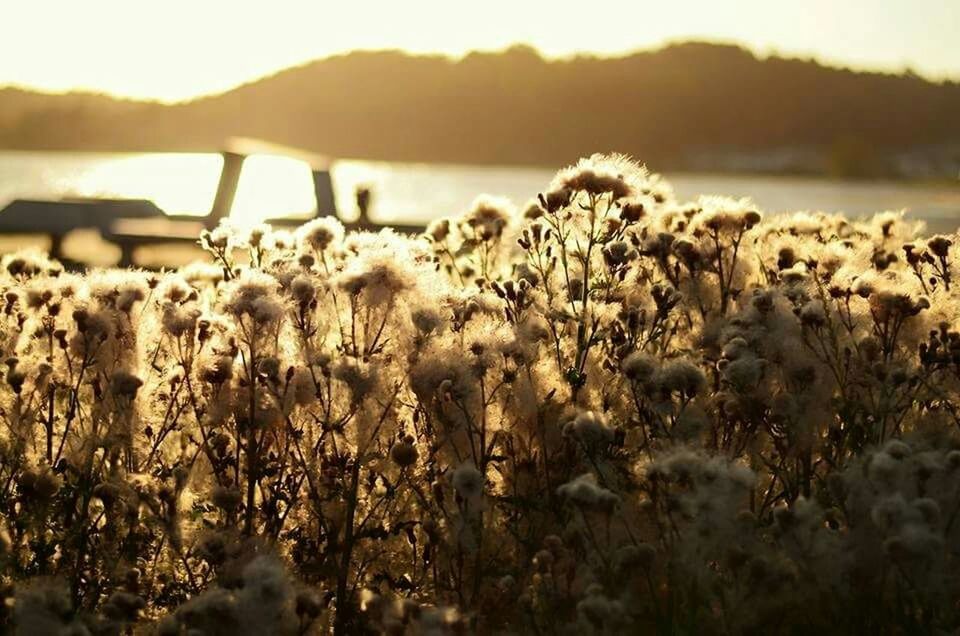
[1,42,958,177]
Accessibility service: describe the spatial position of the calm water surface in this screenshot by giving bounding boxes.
[1,151,958,233]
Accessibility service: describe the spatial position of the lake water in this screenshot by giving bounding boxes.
[1,151,959,233]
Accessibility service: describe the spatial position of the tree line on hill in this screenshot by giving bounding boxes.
[1,42,958,177]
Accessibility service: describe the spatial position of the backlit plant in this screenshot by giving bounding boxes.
[0,154,958,635]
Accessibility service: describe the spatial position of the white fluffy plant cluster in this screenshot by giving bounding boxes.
[0,155,958,634]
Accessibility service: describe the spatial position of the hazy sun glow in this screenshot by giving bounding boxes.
[0,0,957,101]
[74,153,223,214]
[52,152,317,226]
[230,154,318,224]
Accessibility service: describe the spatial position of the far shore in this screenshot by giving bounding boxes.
[0,146,957,187]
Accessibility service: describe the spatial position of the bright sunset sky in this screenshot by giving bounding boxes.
[2,0,957,102]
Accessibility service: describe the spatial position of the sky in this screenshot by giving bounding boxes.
[0,0,957,102]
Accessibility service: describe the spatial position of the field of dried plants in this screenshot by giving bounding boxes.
[1,154,959,634]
